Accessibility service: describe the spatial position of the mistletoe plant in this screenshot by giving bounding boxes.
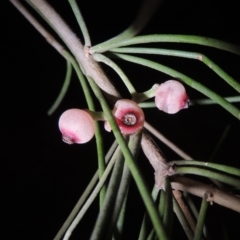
[10,0,240,240]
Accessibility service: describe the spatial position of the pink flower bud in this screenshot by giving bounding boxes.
[58,109,95,144]
[155,80,189,114]
[104,99,145,135]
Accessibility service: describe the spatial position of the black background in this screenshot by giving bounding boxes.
[2,0,240,239]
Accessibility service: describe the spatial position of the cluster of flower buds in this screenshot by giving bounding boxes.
[58,99,145,144]
[58,80,188,144]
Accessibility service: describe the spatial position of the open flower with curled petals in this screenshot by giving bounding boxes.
[58,109,95,144]
[105,99,145,135]
[155,80,189,114]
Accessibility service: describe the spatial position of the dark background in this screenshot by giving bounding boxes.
[1,0,240,239]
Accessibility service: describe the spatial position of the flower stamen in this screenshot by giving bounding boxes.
[123,113,137,126]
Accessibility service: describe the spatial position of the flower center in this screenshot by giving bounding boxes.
[123,113,137,126]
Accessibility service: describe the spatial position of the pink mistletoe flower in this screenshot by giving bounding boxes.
[155,80,189,114]
[58,109,95,144]
[105,99,145,135]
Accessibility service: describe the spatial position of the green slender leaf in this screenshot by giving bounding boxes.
[171,160,240,177]
[159,177,173,239]
[90,0,164,54]
[68,0,91,46]
[138,186,159,240]
[62,51,107,205]
[86,76,168,240]
[108,132,142,239]
[63,147,121,240]
[90,148,125,240]
[173,197,194,240]
[110,47,240,94]
[93,53,136,94]
[47,60,72,115]
[53,141,118,240]
[139,96,240,108]
[110,53,240,120]
[175,166,240,188]
[90,34,240,55]
[193,194,209,240]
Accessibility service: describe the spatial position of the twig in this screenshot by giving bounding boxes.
[144,122,192,160]
[28,0,121,97]
[193,194,209,240]
[171,176,240,213]
[173,196,194,240]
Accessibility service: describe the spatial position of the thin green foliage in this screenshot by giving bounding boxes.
[110,52,240,119]
[93,53,136,94]
[107,132,142,239]
[193,194,209,240]
[171,160,240,177]
[175,166,240,188]
[139,96,240,108]
[90,34,240,55]
[68,0,91,46]
[86,76,168,240]
[63,146,121,240]
[90,148,125,240]
[138,186,159,240]
[173,197,194,240]
[53,141,117,240]
[12,1,240,240]
[62,51,107,205]
[47,60,72,115]
[110,47,240,94]
[159,177,173,239]
[90,0,165,54]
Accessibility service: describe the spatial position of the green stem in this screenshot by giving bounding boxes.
[182,192,208,239]
[134,84,159,103]
[110,53,240,119]
[68,0,91,46]
[146,229,156,240]
[170,160,240,177]
[86,76,168,240]
[138,186,159,240]
[62,51,106,205]
[115,192,128,240]
[95,123,106,206]
[90,0,164,54]
[63,146,120,240]
[107,132,142,239]
[110,47,240,93]
[90,148,125,240]
[53,170,97,240]
[139,96,240,108]
[173,197,194,240]
[47,60,72,115]
[191,96,240,105]
[53,141,118,240]
[90,34,240,55]
[193,194,209,240]
[175,166,240,188]
[92,53,136,95]
[159,177,173,239]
